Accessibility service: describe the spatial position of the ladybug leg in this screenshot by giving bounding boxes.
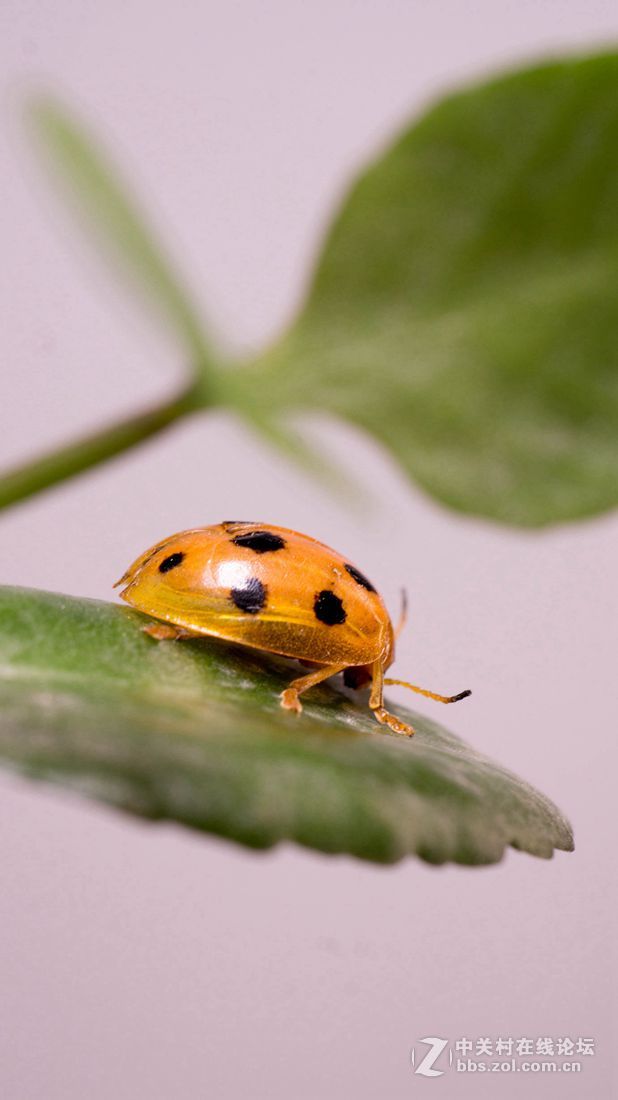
[142,622,193,641]
[369,659,416,737]
[280,663,348,715]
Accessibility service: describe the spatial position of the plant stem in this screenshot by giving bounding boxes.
[0,383,200,510]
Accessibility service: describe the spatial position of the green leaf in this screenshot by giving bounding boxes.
[0,586,573,866]
[28,99,216,377]
[241,53,618,526]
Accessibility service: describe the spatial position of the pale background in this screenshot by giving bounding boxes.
[0,2,616,1097]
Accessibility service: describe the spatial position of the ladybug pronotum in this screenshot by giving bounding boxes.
[114,521,470,736]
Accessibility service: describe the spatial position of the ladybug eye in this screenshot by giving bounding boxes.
[159,551,184,574]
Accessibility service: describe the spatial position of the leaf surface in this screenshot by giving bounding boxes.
[244,54,618,525]
[0,587,573,866]
[28,99,214,373]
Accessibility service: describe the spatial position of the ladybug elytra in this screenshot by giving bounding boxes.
[115,521,470,736]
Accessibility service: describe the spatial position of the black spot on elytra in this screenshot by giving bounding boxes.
[159,551,184,573]
[344,563,376,592]
[232,530,286,554]
[230,577,267,614]
[314,590,346,626]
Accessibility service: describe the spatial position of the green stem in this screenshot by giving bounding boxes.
[0,383,200,510]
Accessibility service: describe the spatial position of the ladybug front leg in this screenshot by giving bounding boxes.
[369,659,416,737]
[142,622,194,641]
[280,663,348,715]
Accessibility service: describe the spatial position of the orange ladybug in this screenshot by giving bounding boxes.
[114,521,470,736]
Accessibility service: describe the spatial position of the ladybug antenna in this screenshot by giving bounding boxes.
[383,677,471,705]
[394,588,408,639]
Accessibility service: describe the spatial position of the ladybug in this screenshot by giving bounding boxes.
[114,521,470,736]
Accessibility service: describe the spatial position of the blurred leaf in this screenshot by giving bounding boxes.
[28,99,216,375]
[242,54,618,525]
[0,587,573,866]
